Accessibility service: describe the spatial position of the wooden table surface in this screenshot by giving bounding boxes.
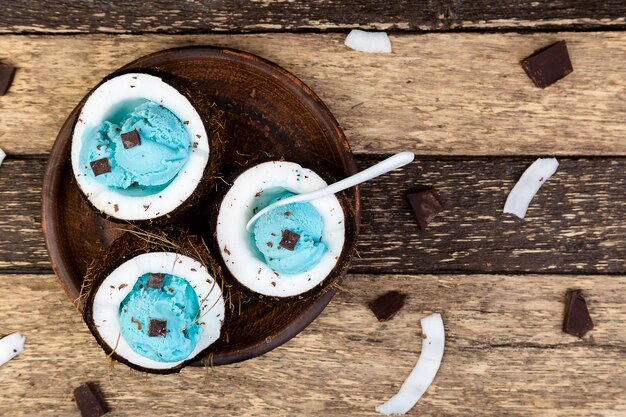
[1,2,625,416]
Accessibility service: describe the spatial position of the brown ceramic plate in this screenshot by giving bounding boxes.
[42,46,360,366]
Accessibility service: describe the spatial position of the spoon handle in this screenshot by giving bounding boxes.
[246,152,414,231]
[282,151,415,205]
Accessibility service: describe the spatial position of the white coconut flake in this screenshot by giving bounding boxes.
[0,332,25,366]
[0,147,5,168]
[376,313,445,416]
[503,158,559,219]
[345,29,392,53]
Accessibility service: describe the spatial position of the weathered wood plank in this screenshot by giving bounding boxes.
[0,274,624,416]
[1,156,624,274]
[1,0,625,34]
[1,33,625,155]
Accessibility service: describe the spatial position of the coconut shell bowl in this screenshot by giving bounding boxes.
[41,47,361,367]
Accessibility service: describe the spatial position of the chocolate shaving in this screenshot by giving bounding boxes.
[130,317,142,331]
[279,230,300,251]
[521,40,573,89]
[148,319,167,337]
[90,158,111,176]
[0,64,16,96]
[121,129,141,149]
[369,291,407,322]
[564,290,594,337]
[73,383,108,417]
[406,189,443,230]
[147,273,165,289]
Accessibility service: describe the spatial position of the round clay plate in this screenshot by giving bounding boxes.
[42,46,360,366]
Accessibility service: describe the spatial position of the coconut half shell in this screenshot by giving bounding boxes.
[71,70,225,224]
[213,160,355,301]
[83,229,227,374]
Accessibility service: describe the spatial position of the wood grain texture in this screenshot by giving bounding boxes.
[0,274,624,416]
[1,0,625,34]
[1,156,624,275]
[1,33,625,156]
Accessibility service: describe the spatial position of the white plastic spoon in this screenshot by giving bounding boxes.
[246,151,415,231]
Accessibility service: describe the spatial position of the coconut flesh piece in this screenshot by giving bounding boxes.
[70,72,210,221]
[345,29,392,53]
[0,147,5,168]
[0,332,25,367]
[91,252,225,371]
[503,158,559,219]
[216,161,345,298]
[376,313,445,416]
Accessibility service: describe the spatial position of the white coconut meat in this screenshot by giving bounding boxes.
[504,158,559,219]
[0,147,5,168]
[91,252,225,371]
[0,332,25,367]
[216,161,345,298]
[345,29,392,53]
[71,72,210,221]
[376,313,445,415]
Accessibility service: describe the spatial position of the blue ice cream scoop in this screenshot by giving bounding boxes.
[79,101,191,189]
[252,192,327,275]
[119,273,202,362]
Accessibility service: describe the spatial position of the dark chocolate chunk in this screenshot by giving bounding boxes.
[521,40,573,89]
[279,229,300,251]
[564,290,593,337]
[369,291,407,322]
[73,383,108,417]
[90,158,111,176]
[147,273,165,289]
[406,189,443,229]
[0,64,16,96]
[121,129,141,149]
[148,319,167,337]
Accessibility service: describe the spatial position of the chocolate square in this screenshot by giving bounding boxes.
[147,273,165,289]
[73,383,108,417]
[563,290,593,337]
[521,40,573,88]
[369,291,407,322]
[148,319,167,337]
[121,129,141,149]
[279,229,300,251]
[0,64,16,96]
[90,158,111,176]
[406,189,443,229]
